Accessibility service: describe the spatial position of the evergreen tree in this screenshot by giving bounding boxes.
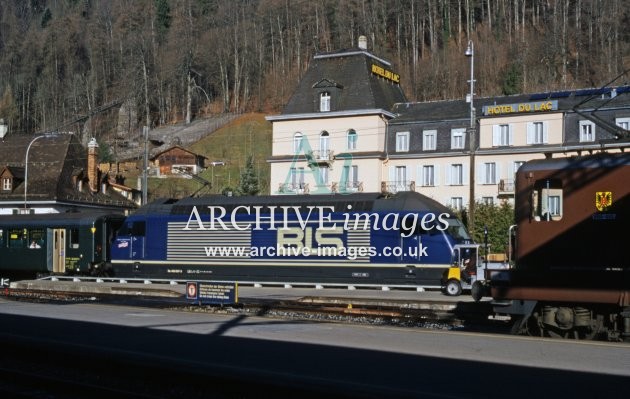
[236,155,260,196]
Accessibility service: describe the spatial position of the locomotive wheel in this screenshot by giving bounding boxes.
[444,279,462,296]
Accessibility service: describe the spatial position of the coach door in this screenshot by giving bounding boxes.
[47,228,66,273]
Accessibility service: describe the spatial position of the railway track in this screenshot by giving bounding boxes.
[2,287,505,332]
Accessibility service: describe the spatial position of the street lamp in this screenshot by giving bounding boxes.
[465,40,475,128]
[24,134,58,212]
[465,40,476,230]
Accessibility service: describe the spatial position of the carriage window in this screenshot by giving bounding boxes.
[531,179,563,221]
[69,228,80,249]
[29,229,45,249]
[9,229,26,249]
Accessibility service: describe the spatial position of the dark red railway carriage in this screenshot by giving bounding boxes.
[491,153,630,340]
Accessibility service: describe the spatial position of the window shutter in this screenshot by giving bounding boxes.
[508,125,514,145]
[434,164,440,187]
[462,162,469,185]
[526,123,534,144]
[543,122,549,143]
[492,125,500,146]
[388,166,396,183]
[477,162,484,184]
[445,165,451,185]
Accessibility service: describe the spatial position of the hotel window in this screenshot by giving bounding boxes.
[423,130,436,151]
[483,162,497,184]
[396,132,409,152]
[526,121,548,144]
[451,128,466,149]
[320,92,330,112]
[449,164,463,185]
[395,166,407,190]
[2,178,11,191]
[482,197,494,205]
[492,124,513,146]
[513,161,524,175]
[422,165,435,187]
[616,117,630,131]
[579,120,595,142]
[290,167,305,189]
[451,197,464,210]
[347,129,357,150]
[319,131,330,159]
[342,165,359,189]
[293,132,303,154]
[318,166,329,186]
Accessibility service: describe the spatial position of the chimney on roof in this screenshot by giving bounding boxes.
[87,137,99,192]
[358,35,367,50]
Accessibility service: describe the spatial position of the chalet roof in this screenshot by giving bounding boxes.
[150,145,207,161]
[0,134,136,210]
[281,46,407,115]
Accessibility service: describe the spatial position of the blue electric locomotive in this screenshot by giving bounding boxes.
[110,192,473,290]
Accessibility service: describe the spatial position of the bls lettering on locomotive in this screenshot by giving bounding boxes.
[277,226,344,252]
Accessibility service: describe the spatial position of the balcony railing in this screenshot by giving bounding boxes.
[381,180,416,194]
[309,150,334,162]
[278,183,309,194]
[498,179,515,195]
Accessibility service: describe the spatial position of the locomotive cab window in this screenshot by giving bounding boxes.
[117,220,146,237]
[531,179,563,221]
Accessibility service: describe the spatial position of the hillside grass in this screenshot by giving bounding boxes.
[148,113,272,200]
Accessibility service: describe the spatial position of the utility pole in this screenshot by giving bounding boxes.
[142,126,149,205]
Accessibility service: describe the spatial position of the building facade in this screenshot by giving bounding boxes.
[266,36,406,195]
[267,40,630,209]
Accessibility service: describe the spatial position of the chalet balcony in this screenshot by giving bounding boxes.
[381,180,416,194]
[498,179,515,196]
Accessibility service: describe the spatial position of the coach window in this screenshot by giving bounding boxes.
[29,229,45,248]
[69,228,80,249]
[9,228,25,249]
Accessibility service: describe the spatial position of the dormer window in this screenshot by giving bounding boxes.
[2,177,11,191]
[320,92,331,112]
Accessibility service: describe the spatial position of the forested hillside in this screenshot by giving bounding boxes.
[0,0,627,140]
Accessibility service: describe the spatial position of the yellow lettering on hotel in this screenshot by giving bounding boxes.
[371,64,400,83]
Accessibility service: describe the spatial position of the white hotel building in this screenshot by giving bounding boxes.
[267,38,630,210]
